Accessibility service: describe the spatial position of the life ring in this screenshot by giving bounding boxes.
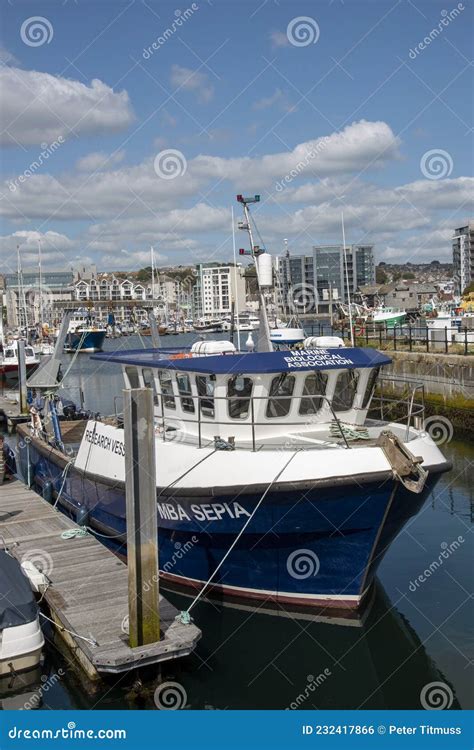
[354,325,365,337]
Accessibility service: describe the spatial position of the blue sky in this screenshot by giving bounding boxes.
[0,0,473,273]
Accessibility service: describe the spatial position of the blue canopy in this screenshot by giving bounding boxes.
[92,347,391,374]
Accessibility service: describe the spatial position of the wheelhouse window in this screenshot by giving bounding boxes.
[142,368,159,405]
[266,374,295,418]
[227,375,253,419]
[159,370,176,409]
[362,367,380,409]
[125,366,140,389]
[299,371,328,415]
[196,375,215,418]
[333,370,359,411]
[176,372,195,413]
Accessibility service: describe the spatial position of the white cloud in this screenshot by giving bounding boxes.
[0,66,135,146]
[253,88,284,110]
[192,120,401,189]
[269,30,290,48]
[170,64,214,103]
[0,230,76,270]
[1,118,470,266]
[76,150,125,172]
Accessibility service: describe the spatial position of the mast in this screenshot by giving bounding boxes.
[236,194,272,352]
[150,245,155,303]
[231,206,241,350]
[38,239,43,335]
[17,244,28,335]
[341,211,355,346]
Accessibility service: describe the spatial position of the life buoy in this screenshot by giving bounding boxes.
[354,325,365,337]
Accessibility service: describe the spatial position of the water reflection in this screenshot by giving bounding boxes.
[165,581,459,710]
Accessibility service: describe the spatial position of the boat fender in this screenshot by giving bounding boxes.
[75,504,90,526]
[30,406,43,437]
[42,480,53,504]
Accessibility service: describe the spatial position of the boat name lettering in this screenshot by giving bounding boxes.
[84,429,125,456]
[283,350,354,368]
[156,501,251,522]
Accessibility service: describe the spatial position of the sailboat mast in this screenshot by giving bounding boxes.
[341,211,355,346]
[17,244,28,335]
[150,245,156,310]
[38,239,43,334]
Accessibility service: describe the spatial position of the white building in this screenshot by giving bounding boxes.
[4,270,74,328]
[453,222,474,295]
[192,263,246,319]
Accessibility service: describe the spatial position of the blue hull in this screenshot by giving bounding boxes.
[64,330,106,353]
[20,441,441,610]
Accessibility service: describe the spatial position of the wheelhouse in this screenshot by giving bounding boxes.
[94,346,391,448]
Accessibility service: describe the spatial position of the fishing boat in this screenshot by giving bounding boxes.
[371,306,406,329]
[0,549,44,676]
[0,340,40,382]
[64,311,106,353]
[15,338,450,612]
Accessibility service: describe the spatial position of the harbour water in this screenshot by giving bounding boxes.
[1,335,472,710]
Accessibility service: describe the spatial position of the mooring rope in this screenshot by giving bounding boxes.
[330,420,370,441]
[178,449,302,624]
[59,329,88,382]
[39,612,98,647]
[53,461,74,509]
[60,527,88,540]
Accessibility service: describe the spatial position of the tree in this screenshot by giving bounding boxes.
[136,266,152,281]
[375,267,388,284]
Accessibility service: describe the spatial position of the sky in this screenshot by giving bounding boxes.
[0,0,473,275]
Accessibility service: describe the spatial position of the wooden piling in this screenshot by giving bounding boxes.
[17,340,28,415]
[123,387,161,648]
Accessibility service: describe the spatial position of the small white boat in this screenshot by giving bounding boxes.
[0,340,40,381]
[0,550,44,676]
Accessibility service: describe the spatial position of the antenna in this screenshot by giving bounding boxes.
[341,211,355,346]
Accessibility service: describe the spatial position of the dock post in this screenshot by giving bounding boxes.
[123,387,161,647]
[17,340,28,415]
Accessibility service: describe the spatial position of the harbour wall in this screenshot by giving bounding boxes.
[380,351,474,435]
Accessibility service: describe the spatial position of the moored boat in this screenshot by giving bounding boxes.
[64,311,106,353]
[15,340,451,613]
[0,340,40,382]
[0,549,44,676]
